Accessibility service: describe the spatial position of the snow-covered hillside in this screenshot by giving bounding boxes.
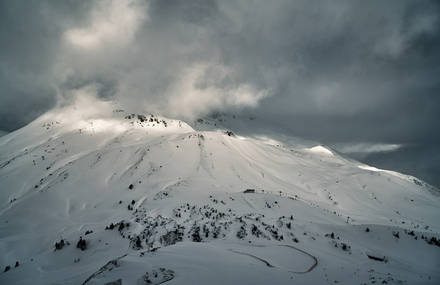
[0,100,439,284]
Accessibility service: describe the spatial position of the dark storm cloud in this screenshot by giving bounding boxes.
[0,0,92,131]
[211,0,440,145]
[0,0,439,184]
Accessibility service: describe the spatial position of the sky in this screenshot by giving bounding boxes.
[0,0,439,186]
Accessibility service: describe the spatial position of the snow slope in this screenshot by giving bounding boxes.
[0,102,439,284]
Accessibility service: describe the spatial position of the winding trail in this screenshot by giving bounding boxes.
[279,244,318,274]
[228,244,318,274]
[228,249,274,267]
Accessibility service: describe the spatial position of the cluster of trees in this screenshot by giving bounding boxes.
[54,239,67,250]
[3,262,19,273]
[76,237,87,251]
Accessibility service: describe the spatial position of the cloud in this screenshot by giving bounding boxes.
[54,84,115,119]
[52,0,271,121]
[373,7,439,57]
[166,63,269,119]
[64,0,147,50]
[333,143,402,154]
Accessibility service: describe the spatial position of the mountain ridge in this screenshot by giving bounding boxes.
[0,105,439,284]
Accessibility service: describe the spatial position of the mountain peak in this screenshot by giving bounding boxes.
[1,102,439,284]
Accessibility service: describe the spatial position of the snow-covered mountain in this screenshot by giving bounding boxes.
[0,100,439,284]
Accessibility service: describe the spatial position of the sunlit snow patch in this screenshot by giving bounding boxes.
[306,145,334,156]
[255,136,283,146]
[358,165,382,172]
[358,164,414,181]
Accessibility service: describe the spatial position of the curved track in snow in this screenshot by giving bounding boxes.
[279,244,318,274]
[228,244,318,274]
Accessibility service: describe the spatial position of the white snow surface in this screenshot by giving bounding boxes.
[0,107,439,284]
[305,145,334,156]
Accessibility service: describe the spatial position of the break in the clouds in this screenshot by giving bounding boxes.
[1,0,439,184]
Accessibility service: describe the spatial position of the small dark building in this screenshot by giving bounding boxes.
[243,189,256,194]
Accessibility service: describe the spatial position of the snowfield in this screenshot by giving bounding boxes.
[0,103,439,284]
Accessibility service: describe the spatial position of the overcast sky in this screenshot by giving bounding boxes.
[1,0,439,186]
